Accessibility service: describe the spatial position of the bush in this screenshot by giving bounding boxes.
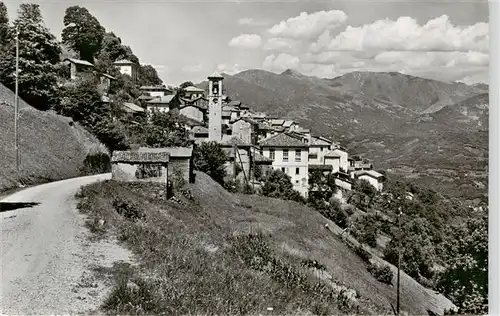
[80,152,111,175]
[353,245,372,264]
[262,169,305,203]
[112,198,145,222]
[320,206,348,229]
[193,141,227,185]
[367,263,393,285]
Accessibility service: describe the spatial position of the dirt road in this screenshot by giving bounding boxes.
[0,174,133,315]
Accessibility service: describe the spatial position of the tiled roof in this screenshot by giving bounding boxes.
[259,133,308,148]
[64,58,94,67]
[139,85,171,91]
[208,71,224,79]
[138,146,193,158]
[123,102,145,113]
[311,136,332,146]
[254,152,273,163]
[192,126,208,134]
[184,86,205,92]
[114,59,135,65]
[325,148,346,157]
[146,95,176,104]
[112,151,169,163]
[354,170,384,179]
[221,136,252,147]
[309,164,333,171]
[271,119,285,126]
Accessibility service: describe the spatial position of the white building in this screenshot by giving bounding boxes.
[352,170,385,191]
[259,133,310,197]
[114,59,138,82]
[308,135,333,165]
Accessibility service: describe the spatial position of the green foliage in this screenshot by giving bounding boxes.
[179,81,194,89]
[383,216,436,281]
[308,170,337,205]
[139,65,163,86]
[352,245,372,264]
[193,141,227,185]
[97,31,127,62]
[348,179,377,211]
[367,263,393,285]
[261,169,305,203]
[0,3,61,110]
[80,152,111,175]
[112,197,145,222]
[58,76,103,125]
[141,111,191,148]
[0,1,9,46]
[62,6,105,62]
[437,215,487,314]
[352,216,378,248]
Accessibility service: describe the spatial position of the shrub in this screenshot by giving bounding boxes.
[261,169,305,203]
[367,263,393,285]
[193,141,227,185]
[320,206,348,229]
[112,198,145,222]
[80,152,111,175]
[353,245,372,264]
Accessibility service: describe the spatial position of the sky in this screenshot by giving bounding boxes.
[2,0,490,86]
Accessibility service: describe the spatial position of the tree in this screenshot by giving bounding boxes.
[97,31,126,62]
[383,216,436,281]
[138,64,163,86]
[308,170,337,208]
[193,141,227,185]
[0,1,9,46]
[58,76,105,127]
[62,6,105,62]
[0,3,61,110]
[437,215,487,314]
[141,111,191,148]
[261,169,305,203]
[179,81,194,89]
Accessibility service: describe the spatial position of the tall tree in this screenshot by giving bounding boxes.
[0,3,61,110]
[97,31,126,62]
[138,64,163,86]
[0,1,10,46]
[61,6,105,62]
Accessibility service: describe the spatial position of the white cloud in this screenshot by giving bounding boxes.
[262,37,300,51]
[238,17,267,26]
[217,63,246,75]
[228,34,262,49]
[312,15,489,53]
[263,53,300,71]
[181,64,204,73]
[267,10,347,40]
[373,51,489,68]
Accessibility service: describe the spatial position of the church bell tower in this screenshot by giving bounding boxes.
[208,71,224,142]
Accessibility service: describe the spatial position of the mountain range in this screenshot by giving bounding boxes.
[198,70,489,202]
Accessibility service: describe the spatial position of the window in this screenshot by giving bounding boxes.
[260,149,263,156]
[281,167,285,173]
[283,149,289,162]
[320,147,324,151]
[295,167,300,175]
[295,149,301,162]
[269,149,275,160]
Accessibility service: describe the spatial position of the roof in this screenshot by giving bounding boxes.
[192,126,209,134]
[114,59,135,65]
[221,136,252,147]
[99,73,116,80]
[254,152,273,164]
[146,95,176,104]
[259,133,309,148]
[138,147,193,158]
[178,114,204,127]
[311,135,332,146]
[325,148,347,157]
[208,71,224,79]
[354,170,385,179]
[309,164,333,171]
[139,85,171,91]
[183,86,205,93]
[64,58,94,67]
[112,151,169,163]
[271,119,285,126]
[283,120,296,127]
[228,100,241,107]
[222,111,231,117]
[233,117,259,126]
[123,102,145,113]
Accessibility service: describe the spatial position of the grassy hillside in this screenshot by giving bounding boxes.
[0,83,107,192]
[76,171,455,315]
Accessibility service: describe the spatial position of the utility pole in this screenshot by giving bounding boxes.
[397,206,402,315]
[14,24,20,175]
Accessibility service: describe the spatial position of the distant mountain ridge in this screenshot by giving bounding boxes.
[198,69,487,140]
[197,69,489,200]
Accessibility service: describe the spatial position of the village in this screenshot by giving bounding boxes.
[64,57,385,197]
